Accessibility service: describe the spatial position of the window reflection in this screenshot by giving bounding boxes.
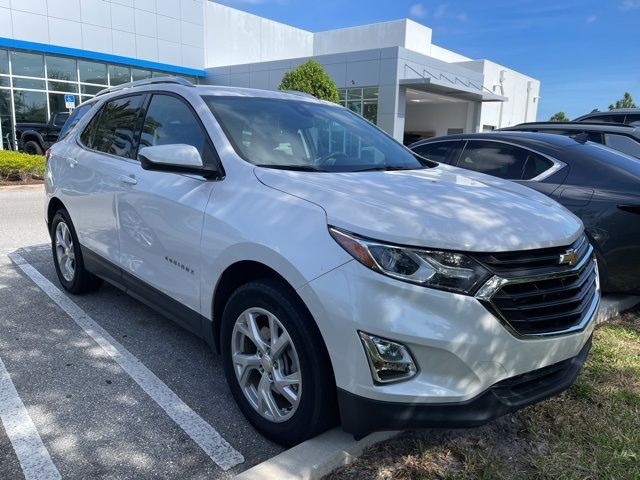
[13,90,47,123]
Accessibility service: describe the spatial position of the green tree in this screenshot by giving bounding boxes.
[549,111,570,122]
[278,60,340,103]
[609,92,636,110]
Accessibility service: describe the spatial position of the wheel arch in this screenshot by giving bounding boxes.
[46,197,66,233]
[20,130,45,150]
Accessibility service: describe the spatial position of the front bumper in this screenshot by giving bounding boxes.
[340,338,591,439]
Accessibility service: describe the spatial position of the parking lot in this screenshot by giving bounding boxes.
[0,186,284,479]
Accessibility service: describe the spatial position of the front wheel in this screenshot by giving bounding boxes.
[51,209,103,294]
[221,279,336,446]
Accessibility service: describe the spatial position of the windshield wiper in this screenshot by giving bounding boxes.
[254,164,326,172]
[353,165,420,172]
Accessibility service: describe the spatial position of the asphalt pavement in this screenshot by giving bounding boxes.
[0,186,284,479]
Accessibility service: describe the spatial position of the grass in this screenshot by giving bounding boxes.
[0,149,45,182]
[326,308,640,480]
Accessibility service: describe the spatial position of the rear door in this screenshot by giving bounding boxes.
[61,94,145,270]
[456,140,568,196]
[115,92,219,318]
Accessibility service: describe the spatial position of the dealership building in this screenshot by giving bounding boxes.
[0,0,539,149]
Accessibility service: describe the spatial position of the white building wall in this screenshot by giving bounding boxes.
[204,2,313,68]
[405,102,472,138]
[314,20,432,57]
[457,59,540,129]
[0,0,205,69]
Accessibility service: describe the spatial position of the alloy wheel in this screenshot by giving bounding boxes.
[55,221,76,282]
[231,307,302,423]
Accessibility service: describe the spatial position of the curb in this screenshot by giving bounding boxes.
[233,428,398,480]
[597,294,640,324]
[0,183,44,191]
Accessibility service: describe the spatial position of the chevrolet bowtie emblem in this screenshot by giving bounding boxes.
[559,248,578,266]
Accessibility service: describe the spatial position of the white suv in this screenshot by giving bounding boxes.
[45,78,599,446]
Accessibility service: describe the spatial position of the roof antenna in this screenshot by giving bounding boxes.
[572,132,589,144]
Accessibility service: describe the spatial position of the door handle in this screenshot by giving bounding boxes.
[119,175,138,185]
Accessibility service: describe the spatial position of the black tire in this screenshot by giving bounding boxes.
[24,140,43,155]
[221,279,337,447]
[50,209,103,294]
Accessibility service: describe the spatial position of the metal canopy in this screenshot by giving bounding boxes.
[399,77,507,102]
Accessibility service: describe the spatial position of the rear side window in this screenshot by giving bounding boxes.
[59,104,92,140]
[139,94,208,159]
[458,141,553,180]
[411,141,459,164]
[582,114,625,124]
[86,95,144,158]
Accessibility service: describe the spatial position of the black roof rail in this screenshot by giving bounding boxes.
[503,121,637,129]
[279,90,317,99]
[96,76,194,97]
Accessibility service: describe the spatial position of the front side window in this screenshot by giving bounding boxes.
[412,141,460,164]
[204,96,428,172]
[458,141,552,180]
[140,94,209,159]
[89,95,144,158]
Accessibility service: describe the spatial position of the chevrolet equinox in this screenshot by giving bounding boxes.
[45,77,600,446]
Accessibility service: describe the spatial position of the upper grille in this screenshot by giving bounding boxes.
[472,234,590,277]
[475,235,599,337]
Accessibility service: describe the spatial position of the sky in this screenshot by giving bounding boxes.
[213,0,640,121]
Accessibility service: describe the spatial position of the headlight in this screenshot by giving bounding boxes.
[329,227,491,295]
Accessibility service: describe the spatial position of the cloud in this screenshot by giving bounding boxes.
[434,3,448,18]
[586,14,597,23]
[409,3,428,18]
[621,0,640,9]
[432,3,468,22]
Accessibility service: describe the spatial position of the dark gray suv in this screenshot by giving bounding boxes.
[574,108,640,126]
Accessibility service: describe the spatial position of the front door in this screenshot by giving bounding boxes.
[116,93,217,317]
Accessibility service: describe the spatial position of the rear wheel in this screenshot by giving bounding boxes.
[221,279,336,446]
[23,140,43,155]
[51,209,103,294]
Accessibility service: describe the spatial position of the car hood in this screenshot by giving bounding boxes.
[254,164,582,252]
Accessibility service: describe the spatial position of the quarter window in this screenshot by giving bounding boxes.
[90,95,144,158]
[140,94,209,159]
[604,134,640,158]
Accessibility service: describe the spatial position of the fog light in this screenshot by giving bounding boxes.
[358,332,417,384]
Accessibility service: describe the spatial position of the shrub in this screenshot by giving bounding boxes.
[278,60,341,103]
[0,150,46,182]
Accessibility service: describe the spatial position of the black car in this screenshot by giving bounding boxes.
[410,132,640,294]
[500,121,640,159]
[574,108,640,126]
[15,111,69,155]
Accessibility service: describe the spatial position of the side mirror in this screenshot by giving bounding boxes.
[138,144,218,178]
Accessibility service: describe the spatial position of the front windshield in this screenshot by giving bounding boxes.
[203,96,431,172]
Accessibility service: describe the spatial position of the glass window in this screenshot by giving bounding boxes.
[604,134,640,158]
[11,51,45,78]
[59,103,94,140]
[0,89,14,149]
[81,84,104,95]
[48,80,79,93]
[132,68,152,81]
[49,93,78,115]
[81,95,95,103]
[347,88,362,101]
[92,95,144,158]
[13,90,47,123]
[109,65,131,86]
[458,141,531,179]
[46,56,77,81]
[412,141,459,164]
[0,49,8,75]
[12,78,45,89]
[362,87,378,99]
[140,94,208,158]
[447,128,464,135]
[362,100,377,124]
[625,114,640,125]
[522,151,554,180]
[0,76,10,88]
[204,96,429,173]
[79,60,107,84]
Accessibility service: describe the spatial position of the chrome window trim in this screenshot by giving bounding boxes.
[475,245,600,339]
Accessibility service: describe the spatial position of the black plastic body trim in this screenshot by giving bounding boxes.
[81,246,216,349]
[338,339,591,439]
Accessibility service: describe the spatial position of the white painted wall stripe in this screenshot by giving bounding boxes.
[0,356,62,480]
[9,253,244,471]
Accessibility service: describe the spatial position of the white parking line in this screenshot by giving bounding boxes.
[0,355,62,480]
[8,253,245,471]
